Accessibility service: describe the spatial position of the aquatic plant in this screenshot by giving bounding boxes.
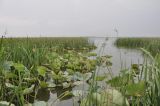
[115,38,160,56]
[0,37,97,105]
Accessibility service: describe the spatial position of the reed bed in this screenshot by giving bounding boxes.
[0,37,97,106]
[1,37,160,106]
[115,38,160,56]
[1,37,95,68]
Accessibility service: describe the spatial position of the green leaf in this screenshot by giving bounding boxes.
[47,82,56,88]
[66,69,74,75]
[87,52,97,57]
[23,84,35,95]
[37,66,47,77]
[5,72,17,79]
[73,72,92,81]
[62,82,71,89]
[13,63,26,72]
[83,72,92,81]
[40,81,48,88]
[125,81,145,97]
[73,81,84,86]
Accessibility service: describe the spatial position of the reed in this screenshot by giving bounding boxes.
[0,37,96,106]
[115,38,160,56]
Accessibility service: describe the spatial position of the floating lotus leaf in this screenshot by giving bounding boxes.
[62,82,71,89]
[37,66,47,77]
[83,72,92,81]
[72,90,85,97]
[47,82,56,88]
[73,72,92,81]
[73,81,84,86]
[13,63,26,72]
[65,75,72,82]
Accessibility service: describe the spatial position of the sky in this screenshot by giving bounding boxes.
[0,0,160,37]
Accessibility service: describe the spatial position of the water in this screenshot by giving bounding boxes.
[37,37,144,106]
[90,37,144,75]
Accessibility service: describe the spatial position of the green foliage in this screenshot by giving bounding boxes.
[81,89,129,106]
[37,66,47,77]
[115,38,160,56]
[0,37,97,105]
[125,81,145,97]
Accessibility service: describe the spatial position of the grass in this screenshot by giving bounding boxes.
[1,37,160,106]
[115,37,160,56]
[81,38,160,106]
[1,37,96,68]
[0,37,97,106]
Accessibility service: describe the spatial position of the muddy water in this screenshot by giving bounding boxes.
[37,37,144,106]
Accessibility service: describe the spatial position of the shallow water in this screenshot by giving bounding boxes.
[37,37,144,106]
[90,37,143,75]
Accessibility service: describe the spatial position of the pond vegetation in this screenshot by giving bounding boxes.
[0,37,97,106]
[115,38,160,56]
[0,37,160,106]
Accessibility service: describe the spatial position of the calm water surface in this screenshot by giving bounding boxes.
[90,37,143,75]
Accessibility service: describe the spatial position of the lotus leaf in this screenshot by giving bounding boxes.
[37,66,47,77]
[13,63,26,72]
[62,82,71,89]
[72,90,84,97]
[40,81,48,88]
[73,72,92,81]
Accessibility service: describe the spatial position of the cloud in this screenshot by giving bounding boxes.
[0,16,37,27]
[0,0,160,37]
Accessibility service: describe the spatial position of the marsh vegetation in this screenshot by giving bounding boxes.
[115,38,160,56]
[0,37,160,106]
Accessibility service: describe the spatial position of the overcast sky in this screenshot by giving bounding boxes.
[0,0,160,37]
